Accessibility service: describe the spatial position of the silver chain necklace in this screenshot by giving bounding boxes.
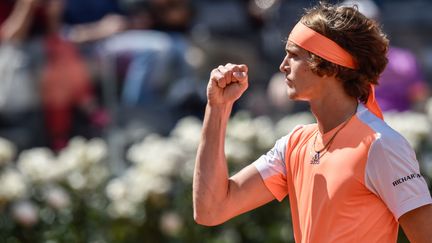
[310,114,354,164]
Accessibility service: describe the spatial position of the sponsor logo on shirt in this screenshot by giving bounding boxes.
[392,173,422,187]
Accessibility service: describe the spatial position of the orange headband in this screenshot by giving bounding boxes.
[288,22,357,69]
[288,22,383,119]
[365,84,383,119]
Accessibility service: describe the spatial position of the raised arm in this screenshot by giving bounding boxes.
[67,14,127,44]
[193,63,275,226]
[0,0,38,43]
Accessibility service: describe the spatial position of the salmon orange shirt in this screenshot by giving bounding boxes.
[254,104,432,243]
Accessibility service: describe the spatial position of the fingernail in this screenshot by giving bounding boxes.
[233,72,246,77]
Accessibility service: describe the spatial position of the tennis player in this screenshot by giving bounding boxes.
[193,2,432,242]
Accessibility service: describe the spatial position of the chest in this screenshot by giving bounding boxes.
[287,136,371,201]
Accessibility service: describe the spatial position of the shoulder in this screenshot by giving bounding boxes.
[356,105,417,168]
[287,123,316,141]
[357,104,409,143]
[269,123,316,157]
[354,104,416,164]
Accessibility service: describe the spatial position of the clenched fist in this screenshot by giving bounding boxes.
[207,63,248,106]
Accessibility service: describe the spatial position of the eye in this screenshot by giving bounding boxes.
[287,50,297,59]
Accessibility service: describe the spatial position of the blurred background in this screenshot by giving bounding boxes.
[0,0,431,242]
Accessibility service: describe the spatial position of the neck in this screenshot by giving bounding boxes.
[310,90,358,134]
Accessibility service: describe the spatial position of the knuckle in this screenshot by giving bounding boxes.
[216,75,225,82]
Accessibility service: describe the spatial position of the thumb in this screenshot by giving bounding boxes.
[233,71,248,83]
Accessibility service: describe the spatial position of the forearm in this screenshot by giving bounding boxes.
[0,1,37,43]
[67,23,104,43]
[67,14,127,44]
[193,103,233,225]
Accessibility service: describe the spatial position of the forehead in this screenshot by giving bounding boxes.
[285,41,296,49]
[285,41,308,53]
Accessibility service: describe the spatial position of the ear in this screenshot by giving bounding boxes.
[307,53,339,79]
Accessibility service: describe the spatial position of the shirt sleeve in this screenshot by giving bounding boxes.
[364,134,432,220]
[253,125,302,201]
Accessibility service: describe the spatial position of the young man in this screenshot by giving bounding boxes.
[193,2,432,243]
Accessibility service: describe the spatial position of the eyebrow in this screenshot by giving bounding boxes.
[286,41,299,50]
[286,45,298,53]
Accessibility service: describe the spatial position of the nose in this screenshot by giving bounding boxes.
[279,55,289,73]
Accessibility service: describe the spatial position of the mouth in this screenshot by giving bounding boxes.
[285,77,293,86]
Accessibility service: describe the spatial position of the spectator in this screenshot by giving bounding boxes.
[41,0,108,150]
[0,0,107,151]
[376,47,429,112]
[63,0,202,133]
[0,0,45,150]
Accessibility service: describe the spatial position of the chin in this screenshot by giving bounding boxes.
[286,89,298,100]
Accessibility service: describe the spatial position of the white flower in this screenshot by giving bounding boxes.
[43,186,70,210]
[17,148,59,183]
[384,111,430,150]
[85,164,110,189]
[146,175,171,195]
[252,116,276,150]
[217,228,241,243]
[59,137,88,169]
[180,157,195,183]
[127,134,184,176]
[127,134,162,164]
[54,137,109,190]
[11,200,39,227]
[104,169,152,219]
[107,200,139,219]
[121,168,152,203]
[225,137,252,165]
[275,112,314,138]
[0,168,27,201]
[105,163,174,209]
[67,136,87,148]
[0,137,16,166]
[227,111,256,143]
[125,167,172,198]
[160,211,183,236]
[85,138,107,164]
[67,171,87,190]
[170,116,202,152]
[106,178,128,201]
[56,149,81,176]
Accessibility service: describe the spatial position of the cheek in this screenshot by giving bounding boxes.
[300,61,312,73]
[298,63,317,81]
[290,61,301,74]
[290,62,308,79]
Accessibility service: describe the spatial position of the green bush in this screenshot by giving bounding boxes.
[0,111,430,243]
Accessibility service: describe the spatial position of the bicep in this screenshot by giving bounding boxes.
[399,204,432,243]
[212,134,292,224]
[218,164,276,222]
